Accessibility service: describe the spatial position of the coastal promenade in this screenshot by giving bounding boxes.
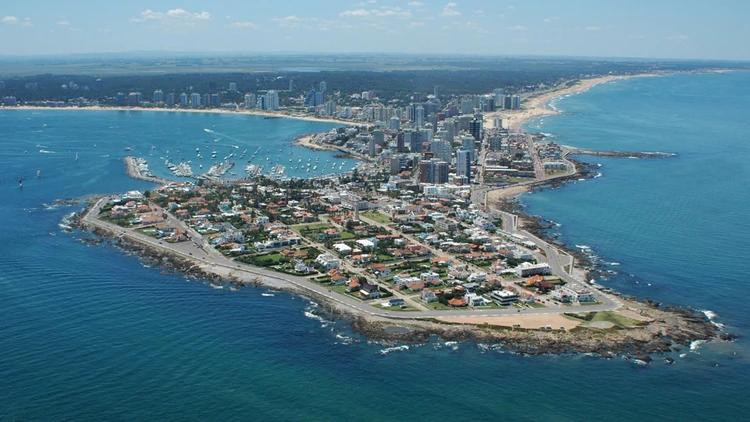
[82,197,621,321]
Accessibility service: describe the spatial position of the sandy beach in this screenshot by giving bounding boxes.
[2,104,368,127]
[485,73,658,131]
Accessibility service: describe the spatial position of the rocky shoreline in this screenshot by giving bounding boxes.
[69,198,728,363]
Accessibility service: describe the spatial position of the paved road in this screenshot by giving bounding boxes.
[84,197,622,319]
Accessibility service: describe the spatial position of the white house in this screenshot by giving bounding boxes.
[315,253,341,270]
[491,289,519,306]
[515,262,551,277]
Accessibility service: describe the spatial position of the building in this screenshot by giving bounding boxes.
[511,95,521,110]
[190,93,201,108]
[126,92,142,106]
[465,292,489,307]
[244,93,256,109]
[315,253,341,270]
[469,118,482,142]
[179,92,189,107]
[419,159,449,184]
[414,105,424,128]
[152,89,164,104]
[259,90,279,111]
[515,262,552,277]
[456,149,472,182]
[491,289,519,306]
[228,82,238,92]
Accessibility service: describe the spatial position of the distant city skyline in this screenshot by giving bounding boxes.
[0,0,748,60]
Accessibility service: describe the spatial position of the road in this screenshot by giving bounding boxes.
[83,197,620,319]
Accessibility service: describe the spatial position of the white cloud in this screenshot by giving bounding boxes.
[57,20,71,26]
[133,8,211,24]
[667,34,689,41]
[408,1,424,6]
[340,7,410,18]
[543,16,559,23]
[1,15,31,26]
[507,24,526,31]
[442,2,461,17]
[340,9,371,17]
[584,25,601,31]
[273,15,306,28]
[229,21,258,29]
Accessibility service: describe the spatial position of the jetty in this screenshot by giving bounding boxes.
[123,156,170,185]
[564,146,677,159]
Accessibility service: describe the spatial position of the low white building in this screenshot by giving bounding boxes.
[515,262,551,277]
[332,243,352,255]
[315,253,341,270]
[491,289,519,306]
[465,293,489,307]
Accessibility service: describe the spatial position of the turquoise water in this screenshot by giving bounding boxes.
[2,73,750,420]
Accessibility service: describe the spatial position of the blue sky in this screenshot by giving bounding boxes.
[0,0,748,60]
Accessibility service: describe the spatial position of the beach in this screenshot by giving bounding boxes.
[3,104,368,127]
[485,73,658,131]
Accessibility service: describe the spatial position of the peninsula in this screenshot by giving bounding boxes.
[67,73,728,362]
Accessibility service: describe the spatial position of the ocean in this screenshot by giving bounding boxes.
[1,72,749,420]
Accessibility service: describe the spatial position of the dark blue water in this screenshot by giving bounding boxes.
[2,73,749,421]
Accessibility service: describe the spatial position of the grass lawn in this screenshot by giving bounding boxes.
[591,311,641,328]
[238,252,286,267]
[362,211,391,225]
[565,311,641,329]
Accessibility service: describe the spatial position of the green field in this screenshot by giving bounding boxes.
[361,211,391,225]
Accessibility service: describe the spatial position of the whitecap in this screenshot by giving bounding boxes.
[379,345,410,355]
[690,339,707,351]
[209,283,224,290]
[261,293,275,297]
[39,149,56,154]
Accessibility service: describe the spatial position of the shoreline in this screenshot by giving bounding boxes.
[486,72,661,131]
[62,71,730,360]
[76,206,722,361]
[1,104,368,127]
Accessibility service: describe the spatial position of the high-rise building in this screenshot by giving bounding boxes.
[165,92,175,107]
[493,88,504,106]
[228,82,238,92]
[430,139,452,163]
[244,93,256,109]
[419,159,449,184]
[469,118,483,142]
[415,105,424,129]
[126,92,142,107]
[457,149,472,182]
[460,133,476,162]
[179,92,188,107]
[503,95,513,110]
[263,90,279,110]
[389,115,400,131]
[209,93,220,108]
[419,160,433,183]
[434,161,449,184]
[511,95,521,110]
[396,132,405,152]
[367,136,377,156]
[319,81,327,93]
[152,89,164,104]
[190,93,201,108]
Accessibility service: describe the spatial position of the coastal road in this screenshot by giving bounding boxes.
[83,197,620,320]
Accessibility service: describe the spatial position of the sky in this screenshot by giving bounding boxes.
[0,0,748,60]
